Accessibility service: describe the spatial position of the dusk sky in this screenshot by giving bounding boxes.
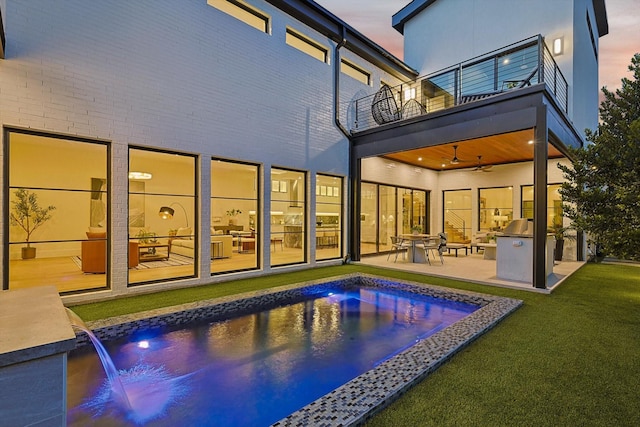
[316,0,639,98]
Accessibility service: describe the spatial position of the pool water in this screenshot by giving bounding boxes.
[67,287,478,426]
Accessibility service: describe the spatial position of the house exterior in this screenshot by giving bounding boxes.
[0,0,607,301]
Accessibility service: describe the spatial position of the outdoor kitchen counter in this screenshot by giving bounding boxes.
[496,235,555,283]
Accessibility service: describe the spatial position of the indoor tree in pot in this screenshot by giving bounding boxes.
[10,189,56,259]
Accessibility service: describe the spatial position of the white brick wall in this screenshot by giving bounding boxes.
[1,0,402,300]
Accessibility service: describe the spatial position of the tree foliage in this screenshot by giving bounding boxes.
[558,53,640,260]
[9,189,56,246]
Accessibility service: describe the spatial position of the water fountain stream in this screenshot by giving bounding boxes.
[66,308,133,411]
[66,308,188,425]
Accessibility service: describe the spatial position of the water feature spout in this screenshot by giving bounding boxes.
[66,308,189,425]
[65,308,132,411]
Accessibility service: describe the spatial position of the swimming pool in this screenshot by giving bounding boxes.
[67,274,521,426]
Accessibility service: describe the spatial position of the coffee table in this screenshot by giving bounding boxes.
[138,242,170,262]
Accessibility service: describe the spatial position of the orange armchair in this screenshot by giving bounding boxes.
[81,239,139,273]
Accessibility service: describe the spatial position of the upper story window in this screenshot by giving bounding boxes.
[341,59,371,85]
[208,0,270,33]
[286,28,328,63]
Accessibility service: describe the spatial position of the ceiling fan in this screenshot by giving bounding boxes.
[473,155,493,172]
[443,145,468,165]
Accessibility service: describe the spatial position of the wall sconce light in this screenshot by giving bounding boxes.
[158,202,189,227]
[553,37,563,55]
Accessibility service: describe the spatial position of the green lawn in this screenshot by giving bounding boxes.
[70,262,640,426]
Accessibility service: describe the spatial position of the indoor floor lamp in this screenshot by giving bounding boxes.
[158,202,189,228]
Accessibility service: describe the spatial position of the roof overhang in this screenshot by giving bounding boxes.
[265,0,418,80]
[592,0,609,37]
[1,6,6,59]
[392,0,439,35]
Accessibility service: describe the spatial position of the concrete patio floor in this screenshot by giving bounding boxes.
[357,250,585,293]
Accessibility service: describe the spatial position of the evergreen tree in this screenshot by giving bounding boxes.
[559,54,640,260]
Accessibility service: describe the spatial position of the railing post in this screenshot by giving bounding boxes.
[354,99,359,130]
[538,35,544,84]
[456,64,462,104]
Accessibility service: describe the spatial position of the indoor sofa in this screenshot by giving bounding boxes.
[169,227,233,259]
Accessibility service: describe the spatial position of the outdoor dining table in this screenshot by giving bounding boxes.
[400,234,440,263]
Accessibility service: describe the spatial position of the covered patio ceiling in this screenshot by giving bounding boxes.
[381,129,565,171]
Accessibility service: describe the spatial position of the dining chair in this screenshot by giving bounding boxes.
[387,236,408,262]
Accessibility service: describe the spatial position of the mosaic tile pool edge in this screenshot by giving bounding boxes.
[75,273,522,426]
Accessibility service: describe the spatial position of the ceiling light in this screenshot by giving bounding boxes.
[417,157,423,161]
[128,171,152,180]
[528,140,534,145]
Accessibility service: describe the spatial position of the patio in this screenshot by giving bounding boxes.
[359,250,584,293]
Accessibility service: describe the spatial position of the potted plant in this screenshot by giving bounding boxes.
[226,209,242,225]
[411,225,423,235]
[549,225,575,261]
[10,189,56,259]
[135,228,158,244]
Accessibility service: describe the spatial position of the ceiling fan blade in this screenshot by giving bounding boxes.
[473,155,492,171]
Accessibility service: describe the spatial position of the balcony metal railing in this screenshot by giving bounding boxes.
[350,35,568,133]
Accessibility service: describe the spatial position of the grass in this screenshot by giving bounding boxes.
[70,262,640,426]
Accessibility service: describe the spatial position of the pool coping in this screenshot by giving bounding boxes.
[75,273,522,426]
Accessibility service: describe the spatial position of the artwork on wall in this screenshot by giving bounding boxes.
[90,178,107,227]
[333,186,339,197]
[326,186,333,197]
[320,186,327,196]
[128,181,145,227]
[279,181,288,193]
[272,180,280,192]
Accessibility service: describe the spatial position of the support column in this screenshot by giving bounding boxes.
[349,155,361,261]
[533,104,549,289]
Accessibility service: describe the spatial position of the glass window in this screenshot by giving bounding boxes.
[207,0,270,33]
[211,159,260,273]
[271,168,306,266]
[7,131,108,293]
[315,174,343,261]
[360,182,378,255]
[443,189,472,243]
[286,28,328,63]
[378,185,396,253]
[479,187,513,232]
[398,188,427,234]
[361,182,429,255]
[341,59,371,85]
[128,148,197,286]
[521,184,563,229]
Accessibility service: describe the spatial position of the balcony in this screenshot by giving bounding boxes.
[350,35,568,134]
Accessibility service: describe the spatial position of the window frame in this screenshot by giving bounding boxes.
[207,0,270,34]
[285,27,329,63]
[341,59,371,85]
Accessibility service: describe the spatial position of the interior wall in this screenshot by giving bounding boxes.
[362,156,573,256]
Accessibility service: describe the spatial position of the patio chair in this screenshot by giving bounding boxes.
[387,236,408,262]
[371,85,401,125]
[422,233,447,265]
